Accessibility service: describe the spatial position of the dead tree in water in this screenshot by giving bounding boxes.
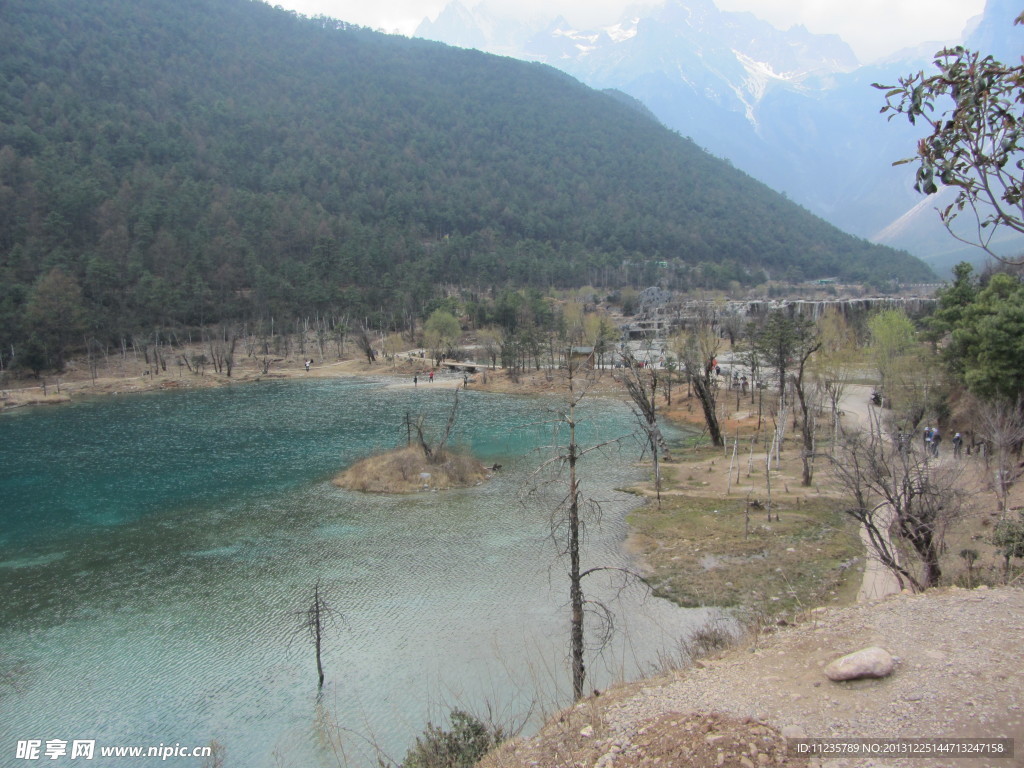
[294,578,338,689]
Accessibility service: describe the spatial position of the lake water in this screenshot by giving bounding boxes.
[0,376,709,767]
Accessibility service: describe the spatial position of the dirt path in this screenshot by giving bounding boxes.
[856,503,903,602]
[832,384,904,604]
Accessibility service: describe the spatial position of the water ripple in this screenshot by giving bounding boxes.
[0,380,708,766]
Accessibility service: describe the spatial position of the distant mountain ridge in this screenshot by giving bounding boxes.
[416,0,1024,271]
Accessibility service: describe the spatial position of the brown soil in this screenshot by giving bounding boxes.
[0,348,627,410]
[0,349,383,410]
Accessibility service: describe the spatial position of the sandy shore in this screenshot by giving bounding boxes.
[0,348,633,411]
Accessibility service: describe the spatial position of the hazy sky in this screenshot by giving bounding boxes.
[273,0,987,63]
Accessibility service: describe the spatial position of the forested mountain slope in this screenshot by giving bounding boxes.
[0,0,932,347]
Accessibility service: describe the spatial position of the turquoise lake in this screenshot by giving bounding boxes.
[0,377,709,766]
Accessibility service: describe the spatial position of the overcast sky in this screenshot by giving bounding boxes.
[273,0,987,63]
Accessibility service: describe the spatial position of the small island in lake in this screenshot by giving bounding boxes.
[333,445,494,493]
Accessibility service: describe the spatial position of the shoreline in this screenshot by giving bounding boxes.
[2,349,876,608]
[2,349,867,604]
[0,351,631,411]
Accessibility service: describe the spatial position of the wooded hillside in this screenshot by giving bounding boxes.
[0,0,933,364]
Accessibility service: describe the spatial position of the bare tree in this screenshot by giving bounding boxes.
[561,357,592,700]
[525,352,642,701]
[675,310,724,447]
[411,388,462,463]
[479,327,503,369]
[811,310,859,449]
[293,578,339,689]
[207,324,237,377]
[830,411,970,590]
[787,325,822,486]
[332,315,349,359]
[619,351,672,504]
[973,397,1024,514]
[354,327,376,364]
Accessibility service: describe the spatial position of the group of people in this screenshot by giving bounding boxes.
[894,426,966,459]
[413,370,435,386]
[413,370,472,389]
[730,371,749,393]
[922,427,966,458]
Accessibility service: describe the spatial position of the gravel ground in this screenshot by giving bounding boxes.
[484,586,1024,768]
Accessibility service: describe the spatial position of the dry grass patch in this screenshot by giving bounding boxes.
[333,445,492,493]
[627,481,861,620]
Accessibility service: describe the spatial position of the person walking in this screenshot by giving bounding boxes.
[953,432,963,458]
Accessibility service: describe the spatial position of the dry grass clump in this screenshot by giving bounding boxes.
[333,445,492,493]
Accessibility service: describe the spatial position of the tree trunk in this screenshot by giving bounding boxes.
[692,373,724,447]
[793,375,815,486]
[313,582,325,688]
[567,371,585,701]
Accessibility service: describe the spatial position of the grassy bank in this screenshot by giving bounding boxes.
[628,462,862,620]
[625,395,866,625]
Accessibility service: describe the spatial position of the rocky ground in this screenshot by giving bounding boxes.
[482,585,1024,768]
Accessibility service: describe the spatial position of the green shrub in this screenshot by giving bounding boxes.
[399,710,502,768]
[993,514,1024,581]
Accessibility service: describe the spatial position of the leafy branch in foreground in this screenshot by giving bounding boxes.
[874,11,1024,262]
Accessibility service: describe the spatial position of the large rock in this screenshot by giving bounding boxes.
[824,646,895,681]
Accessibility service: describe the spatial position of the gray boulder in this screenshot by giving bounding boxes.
[824,646,895,681]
